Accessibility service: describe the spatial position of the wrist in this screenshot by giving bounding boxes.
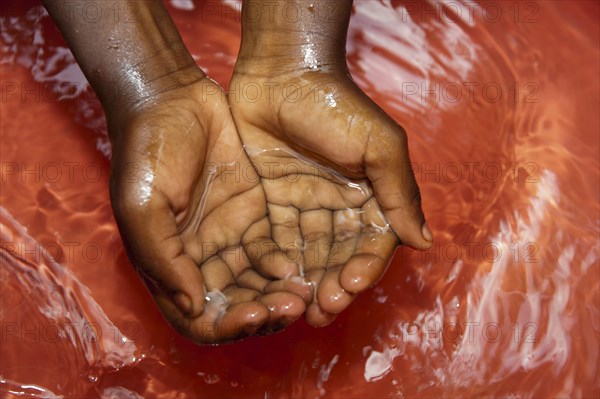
[234,0,351,77]
[105,49,205,116]
[235,39,347,77]
[104,62,206,142]
[42,0,206,134]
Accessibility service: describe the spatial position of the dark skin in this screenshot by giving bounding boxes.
[42,0,433,343]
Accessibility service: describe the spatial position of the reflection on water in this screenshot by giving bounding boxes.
[1,0,599,397]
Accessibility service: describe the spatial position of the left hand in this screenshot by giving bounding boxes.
[228,68,433,326]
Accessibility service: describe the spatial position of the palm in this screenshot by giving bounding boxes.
[110,79,306,343]
[228,72,428,325]
[246,146,398,326]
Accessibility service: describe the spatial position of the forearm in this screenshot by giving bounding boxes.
[236,0,353,75]
[41,0,203,123]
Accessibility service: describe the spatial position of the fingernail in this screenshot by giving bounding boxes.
[174,292,192,315]
[422,222,434,242]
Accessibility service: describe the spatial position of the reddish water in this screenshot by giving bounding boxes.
[1,0,599,397]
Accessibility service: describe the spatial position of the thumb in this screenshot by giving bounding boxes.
[111,179,206,318]
[365,124,433,250]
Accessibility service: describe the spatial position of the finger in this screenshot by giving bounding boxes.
[187,184,266,262]
[223,286,261,305]
[242,217,300,279]
[316,266,355,314]
[305,302,337,327]
[200,256,234,292]
[155,291,269,344]
[268,204,304,270]
[111,188,205,318]
[364,123,433,249]
[236,269,270,292]
[339,251,395,295]
[302,260,336,326]
[300,209,333,272]
[305,268,325,303]
[259,292,306,329]
[262,174,367,210]
[340,198,398,293]
[192,301,269,343]
[327,209,361,266]
[264,277,313,304]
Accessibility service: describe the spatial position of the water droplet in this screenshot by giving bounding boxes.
[204,374,220,384]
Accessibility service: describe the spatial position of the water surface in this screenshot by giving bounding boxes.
[1,0,599,397]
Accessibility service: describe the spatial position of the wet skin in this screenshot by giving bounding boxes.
[42,0,433,343]
[110,76,309,342]
[231,0,433,326]
[229,70,431,326]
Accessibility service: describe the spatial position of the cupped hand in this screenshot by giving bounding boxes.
[228,69,433,326]
[109,75,308,343]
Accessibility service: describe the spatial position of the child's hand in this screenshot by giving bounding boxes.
[109,76,308,343]
[229,69,432,326]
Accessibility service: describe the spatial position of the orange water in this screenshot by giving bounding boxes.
[1,1,599,398]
